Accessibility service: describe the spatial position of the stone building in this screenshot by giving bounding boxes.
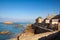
[49,14,60,30]
[42,14,55,28]
[35,17,44,26]
[45,18,50,24]
[35,17,43,23]
[45,14,55,23]
[32,14,60,34]
[43,18,50,28]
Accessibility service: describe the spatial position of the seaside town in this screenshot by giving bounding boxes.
[0,0,60,40]
[6,14,60,40]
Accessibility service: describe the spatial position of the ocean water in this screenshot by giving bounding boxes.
[0,22,31,40]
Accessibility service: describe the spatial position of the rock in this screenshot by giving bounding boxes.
[8,23,59,40]
[17,24,23,28]
[19,31,58,40]
[24,24,34,34]
[18,24,58,40]
[0,31,10,34]
[4,22,13,24]
[18,24,35,40]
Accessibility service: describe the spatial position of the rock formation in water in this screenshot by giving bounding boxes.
[4,22,13,24]
[0,31,10,34]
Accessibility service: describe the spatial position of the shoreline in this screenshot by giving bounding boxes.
[8,24,59,40]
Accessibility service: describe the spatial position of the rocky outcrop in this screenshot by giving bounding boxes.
[17,24,23,28]
[19,31,58,40]
[4,22,13,24]
[8,24,59,40]
[8,24,34,40]
[0,31,10,34]
[18,23,59,40]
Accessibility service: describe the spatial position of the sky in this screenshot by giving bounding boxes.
[0,0,60,22]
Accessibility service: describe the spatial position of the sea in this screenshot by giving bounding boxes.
[0,22,32,40]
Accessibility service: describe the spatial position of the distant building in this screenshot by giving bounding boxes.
[32,14,60,34]
[49,14,60,30]
[45,18,50,24]
[35,17,43,23]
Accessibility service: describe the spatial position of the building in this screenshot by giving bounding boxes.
[32,14,60,34]
[45,18,50,24]
[49,14,60,30]
[51,19,59,24]
[35,17,43,23]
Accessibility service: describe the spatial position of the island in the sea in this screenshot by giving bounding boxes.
[4,22,13,24]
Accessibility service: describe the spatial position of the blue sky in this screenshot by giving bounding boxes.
[0,0,60,22]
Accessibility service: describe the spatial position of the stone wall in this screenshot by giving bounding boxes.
[58,23,60,31]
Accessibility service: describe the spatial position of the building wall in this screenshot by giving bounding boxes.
[45,20,50,23]
[52,22,58,24]
[58,23,60,31]
[38,18,43,23]
[52,19,59,24]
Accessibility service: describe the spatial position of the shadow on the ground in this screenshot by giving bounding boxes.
[38,31,60,40]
